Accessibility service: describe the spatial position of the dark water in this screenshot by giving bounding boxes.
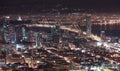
[27,24,120,37]
[92,24,120,37]
[92,30,120,37]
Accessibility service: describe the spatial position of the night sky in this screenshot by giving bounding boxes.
[0,0,120,13]
[0,0,119,8]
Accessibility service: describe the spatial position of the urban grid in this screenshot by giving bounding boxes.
[0,0,120,71]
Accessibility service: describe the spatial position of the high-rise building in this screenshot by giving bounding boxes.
[28,31,35,42]
[100,31,105,39]
[2,18,10,42]
[8,26,16,44]
[51,24,60,43]
[22,27,27,40]
[86,14,92,37]
[36,33,41,48]
[15,26,23,43]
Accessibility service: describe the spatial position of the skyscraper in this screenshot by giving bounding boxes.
[3,18,9,42]
[36,33,41,48]
[86,14,92,37]
[51,24,60,43]
[22,27,27,40]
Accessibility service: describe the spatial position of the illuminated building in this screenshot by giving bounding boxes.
[28,31,35,42]
[36,33,41,48]
[2,17,10,42]
[100,31,106,40]
[86,14,92,37]
[22,27,27,40]
[51,24,60,43]
[8,27,16,44]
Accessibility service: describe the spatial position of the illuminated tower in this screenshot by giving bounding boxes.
[51,23,60,43]
[22,27,27,40]
[3,18,9,42]
[86,14,92,37]
[101,31,105,40]
[36,33,41,48]
[28,31,35,42]
[17,16,22,21]
[9,26,16,44]
[51,24,60,35]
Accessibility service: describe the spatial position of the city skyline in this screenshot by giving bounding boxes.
[0,1,120,70]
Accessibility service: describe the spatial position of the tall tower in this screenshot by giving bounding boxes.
[3,18,9,42]
[100,31,105,39]
[51,23,60,43]
[22,27,27,40]
[36,33,41,48]
[86,14,92,37]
